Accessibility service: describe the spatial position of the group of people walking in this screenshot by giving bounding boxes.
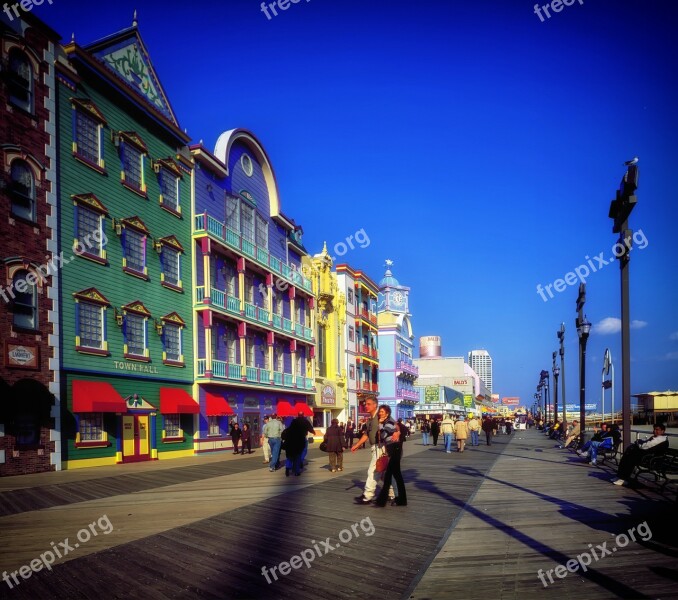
[419,415,485,451]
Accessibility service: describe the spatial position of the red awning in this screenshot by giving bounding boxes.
[294,402,313,417]
[206,392,234,416]
[276,400,296,417]
[160,388,199,414]
[72,380,127,413]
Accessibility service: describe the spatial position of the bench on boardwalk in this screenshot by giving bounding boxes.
[632,447,678,499]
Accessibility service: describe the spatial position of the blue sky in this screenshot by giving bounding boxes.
[34,0,678,410]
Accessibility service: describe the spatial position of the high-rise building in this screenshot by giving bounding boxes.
[468,350,493,392]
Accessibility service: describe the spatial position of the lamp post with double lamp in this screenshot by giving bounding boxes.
[576,283,592,439]
[552,352,560,428]
[609,160,638,446]
[534,393,540,422]
[557,322,567,433]
[542,371,550,425]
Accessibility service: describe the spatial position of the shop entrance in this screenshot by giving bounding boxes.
[121,414,150,462]
[243,412,261,447]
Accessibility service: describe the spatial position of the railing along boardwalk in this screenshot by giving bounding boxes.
[0,435,508,599]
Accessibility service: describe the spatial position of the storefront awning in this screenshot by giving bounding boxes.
[72,380,127,412]
[160,388,199,414]
[295,402,313,417]
[276,400,296,417]
[205,392,234,416]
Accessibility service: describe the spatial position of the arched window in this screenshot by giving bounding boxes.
[8,48,33,113]
[9,160,36,222]
[12,269,37,330]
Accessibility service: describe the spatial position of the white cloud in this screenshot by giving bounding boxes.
[592,317,647,335]
[670,331,678,341]
[593,317,621,335]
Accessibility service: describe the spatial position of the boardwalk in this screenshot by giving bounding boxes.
[0,431,676,599]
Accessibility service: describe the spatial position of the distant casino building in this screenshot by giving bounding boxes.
[0,12,60,475]
[419,336,442,358]
[468,349,493,393]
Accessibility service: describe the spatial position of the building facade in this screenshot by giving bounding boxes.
[191,129,316,452]
[376,264,418,419]
[468,349,493,392]
[310,244,346,429]
[56,22,196,469]
[336,264,379,422]
[0,13,60,475]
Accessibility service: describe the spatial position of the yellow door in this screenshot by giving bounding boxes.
[122,415,135,458]
[138,415,149,456]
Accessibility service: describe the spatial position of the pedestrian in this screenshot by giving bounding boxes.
[324,418,344,472]
[431,418,440,446]
[240,423,252,454]
[261,416,271,464]
[397,418,410,443]
[229,421,242,455]
[441,414,455,453]
[373,404,407,507]
[612,424,669,486]
[482,415,493,446]
[345,419,355,449]
[468,414,480,446]
[264,413,284,472]
[282,411,315,476]
[421,419,431,446]
[454,416,469,453]
[351,397,399,504]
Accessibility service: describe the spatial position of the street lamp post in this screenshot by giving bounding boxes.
[553,351,560,427]
[558,323,567,432]
[576,283,592,439]
[609,160,638,446]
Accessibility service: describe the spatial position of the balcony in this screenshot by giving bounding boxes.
[397,361,419,377]
[396,388,419,401]
[195,212,313,293]
[197,360,314,391]
[359,344,379,360]
[196,287,313,344]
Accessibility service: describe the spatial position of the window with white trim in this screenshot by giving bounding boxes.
[241,204,255,243]
[164,414,181,438]
[159,168,180,213]
[164,322,182,363]
[255,214,268,249]
[75,111,102,166]
[124,313,147,358]
[76,205,104,258]
[121,143,144,192]
[7,48,33,113]
[226,195,240,233]
[208,416,220,436]
[12,270,37,330]
[123,228,146,276]
[161,246,180,287]
[9,160,35,222]
[79,413,104,442]
[78,302,104,350]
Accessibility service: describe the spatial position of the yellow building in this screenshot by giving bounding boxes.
[307,244,347,431]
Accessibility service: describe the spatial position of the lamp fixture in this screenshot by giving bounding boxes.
[153,238,163,253]
[154,319,164,335]
[111,217,122,236]
[113,307,124,326]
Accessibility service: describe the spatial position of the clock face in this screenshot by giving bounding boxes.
[392,291,404,306]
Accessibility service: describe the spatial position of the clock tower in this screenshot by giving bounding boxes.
[377,260,409,314]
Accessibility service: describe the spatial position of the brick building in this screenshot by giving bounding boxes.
[0,13,61,475]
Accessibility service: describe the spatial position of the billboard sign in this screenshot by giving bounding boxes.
[502,397,520,405]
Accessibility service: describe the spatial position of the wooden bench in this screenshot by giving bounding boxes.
[598,440,622,465]
[632,448,678,497]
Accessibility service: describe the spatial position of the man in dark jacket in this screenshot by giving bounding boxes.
[283,412,315,476]
[482,416,494,446]
[430,419,440,446]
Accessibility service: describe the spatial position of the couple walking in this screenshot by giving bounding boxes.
[351,398,407,507]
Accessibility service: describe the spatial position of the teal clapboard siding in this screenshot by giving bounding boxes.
[58,77,193,383]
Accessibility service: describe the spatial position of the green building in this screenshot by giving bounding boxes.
[56,20,195,469]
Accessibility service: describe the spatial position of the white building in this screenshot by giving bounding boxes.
[468,349,493,393]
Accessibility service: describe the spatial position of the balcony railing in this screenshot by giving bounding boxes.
[197,360,314,391]
[397,361,419,376]
[195,212,312,292]
[396,388,419,400]
[196,288,312,344]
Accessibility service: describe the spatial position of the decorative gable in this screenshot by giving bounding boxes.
[122,301,152,317]
[73,287,110,305]
[71,193,109,215]
[70,98,107,124]
[115,131,148,153]
[157,235,184,253]
[153,157,182,178]
[161,312,185,327]
[89,32,176,124]
[121,216,150,235]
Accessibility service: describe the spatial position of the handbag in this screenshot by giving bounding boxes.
[375,447,389,472]
[319,441,328,452]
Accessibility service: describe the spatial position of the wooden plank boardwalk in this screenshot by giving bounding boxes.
[0,431,676,599]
